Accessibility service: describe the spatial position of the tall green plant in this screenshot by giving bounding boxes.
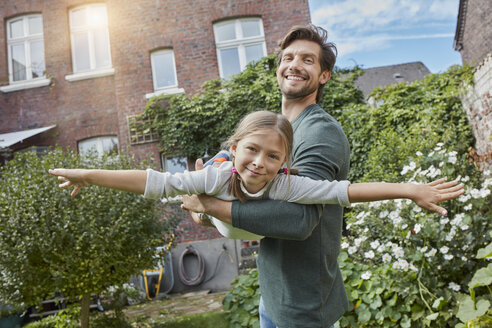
[0,148,178,328]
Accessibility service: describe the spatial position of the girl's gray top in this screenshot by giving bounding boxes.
[144,161,350,240]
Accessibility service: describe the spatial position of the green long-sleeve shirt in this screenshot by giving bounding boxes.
[231,104,350,327]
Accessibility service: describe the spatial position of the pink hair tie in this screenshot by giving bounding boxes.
[283,168,288,174]
[232,167,238,174]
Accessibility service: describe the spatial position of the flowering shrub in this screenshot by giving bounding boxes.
[339,145,491,327]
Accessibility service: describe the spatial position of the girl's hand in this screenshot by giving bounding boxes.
[49,169,90,197]
[412,178,464,215]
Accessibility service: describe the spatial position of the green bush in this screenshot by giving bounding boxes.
[222,269,260,328]
[0,147,178,327]
[339,146,491,327]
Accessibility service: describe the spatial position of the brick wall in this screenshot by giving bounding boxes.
[460,53,492,172]
[457,0,492,66]
[0,0,311,242]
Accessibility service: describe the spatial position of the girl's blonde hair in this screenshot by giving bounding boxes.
[224,111,294,202]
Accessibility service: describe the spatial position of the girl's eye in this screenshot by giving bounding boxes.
[246,146,256,152]
[269,154,280,160]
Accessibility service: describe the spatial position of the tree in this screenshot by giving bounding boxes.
[0,148,177,328]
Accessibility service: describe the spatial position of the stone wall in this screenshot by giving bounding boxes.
[460,53,492,171]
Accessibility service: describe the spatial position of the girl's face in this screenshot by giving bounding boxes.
[231,129,286,194]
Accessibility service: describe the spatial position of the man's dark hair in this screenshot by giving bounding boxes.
[276,24,337,103]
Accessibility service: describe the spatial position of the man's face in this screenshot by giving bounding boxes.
[276,39,331,100]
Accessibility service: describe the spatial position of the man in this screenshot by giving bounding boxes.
[182,24,349,328]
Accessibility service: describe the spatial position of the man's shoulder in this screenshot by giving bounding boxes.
[295,105,346,139]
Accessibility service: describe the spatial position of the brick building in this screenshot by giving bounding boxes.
[454,0,492,170]
[0,0,311,245]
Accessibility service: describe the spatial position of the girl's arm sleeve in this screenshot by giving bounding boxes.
[143,165,225,200]
[270,175,351,207]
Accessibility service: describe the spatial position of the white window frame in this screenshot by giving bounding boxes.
[213,17,267,78]
[1,14,50,93]
[161,155,188,174]
[66,3,114,82]
[145,49,184,99]
[78,135,119,157]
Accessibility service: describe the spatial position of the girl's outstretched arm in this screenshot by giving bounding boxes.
[348,178,464,215]
[48,169,147,197]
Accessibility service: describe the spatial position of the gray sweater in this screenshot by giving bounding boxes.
[231,105,351,327]
[144,160,350,240]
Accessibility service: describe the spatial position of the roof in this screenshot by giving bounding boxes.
[0,125,56,149]
[454,0,467,51]
[354,62,431,98]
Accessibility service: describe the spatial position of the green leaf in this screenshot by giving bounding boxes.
[456,297,490,323]
[468,264,492,289]
[476,242,492,259]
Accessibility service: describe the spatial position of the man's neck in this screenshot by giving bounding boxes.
[281,95,317,122]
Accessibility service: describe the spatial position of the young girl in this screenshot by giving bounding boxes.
[49,111,463,240]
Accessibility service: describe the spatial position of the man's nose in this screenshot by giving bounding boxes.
[288,56,301,70]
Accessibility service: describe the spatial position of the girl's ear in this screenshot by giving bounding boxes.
[231,144,237,156]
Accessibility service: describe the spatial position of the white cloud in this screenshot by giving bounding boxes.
[311,0,457,55]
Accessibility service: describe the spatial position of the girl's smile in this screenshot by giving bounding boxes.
[231,129,286,194]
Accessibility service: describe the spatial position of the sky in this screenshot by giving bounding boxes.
[308,0,463,73]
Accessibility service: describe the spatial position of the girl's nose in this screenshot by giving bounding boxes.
[252,155,264,168]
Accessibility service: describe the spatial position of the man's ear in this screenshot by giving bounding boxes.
[319,70,331,85]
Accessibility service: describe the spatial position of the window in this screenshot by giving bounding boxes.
[1,14,50,93]
[66,4,114,81]
[78,136,118,157]
[213,18,266,78]
[161,155,188,174]
[146,49,184,98]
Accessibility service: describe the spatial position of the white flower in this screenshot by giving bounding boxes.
[364,250,375,259]
[393,259,410,271]
[341,242,349,249]
[460,224,469,231]
[413,206,422,213]
[462,176,470,182]
[426,248,437,257]
[458,194,471,202]
[419,246,428,253]
[440,218,449,225]
[402,224,408,230]
[464,204,472,211]
[436,142,444,147]
[444,254,454,260]
[480,188,491,198]
[448,282,460,291]
[413,224,422,234]
[440,246,449,254]
[354,238,363,247]
[361,271,372,280]
[379,210,389,218]
[370,241,380,249]
[382,253,392,263]
[393,247,405,259]
[377,245,385,253]
[470,189,481,199]
[348,246,357,255]
[416,151,423,156]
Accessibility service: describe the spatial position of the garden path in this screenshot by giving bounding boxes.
[124,290,227,321]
